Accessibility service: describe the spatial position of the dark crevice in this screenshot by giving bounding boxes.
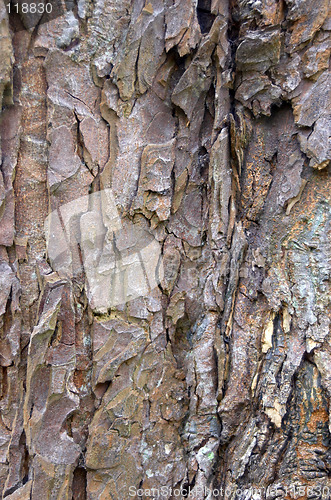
[63,37,81,52]
[72,466,87,500]
[227,0,240,119]
[20,430,30,481]
[170,316,192,370]
[73,110,95,178]
[94,381,111,400]
[0,366,8,400]
[3,484,21,498]
[2,82,13,108]
[168,48,190,89]
[3,439,30,499]
[198,146,209,182]
[227,0,241,52]
[197,0,216,34]
[50,320,62,347]
[188,472,197,491]
[181,480,190,498]
[272,312,281,351]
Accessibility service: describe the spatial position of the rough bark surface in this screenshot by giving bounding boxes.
[0,0,330,498]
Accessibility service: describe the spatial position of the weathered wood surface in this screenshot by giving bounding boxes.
[0,0,330,498]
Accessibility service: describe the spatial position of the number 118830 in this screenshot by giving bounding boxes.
[6,2,53,14]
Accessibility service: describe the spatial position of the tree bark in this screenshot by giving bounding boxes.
[0,0,330,498]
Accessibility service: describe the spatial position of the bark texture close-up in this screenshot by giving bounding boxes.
[0,0,330,498]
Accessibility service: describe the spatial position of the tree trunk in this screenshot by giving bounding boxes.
[0,0,330,498]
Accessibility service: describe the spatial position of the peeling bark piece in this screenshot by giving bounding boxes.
[161,235,181,294]
[152,55,177,100]
[91,318,148,386]
[286,0,329,51]
[302,40,331,79]
[172,38,214,121]
[137,12,166,94]
[79,115,109,172]
[292,72,330,127]
[270,53,301,94]
[209,128,231,246]
[109,92,174,211]
[0,261,20,366]
[45,50,99,115]
[167,291,186,325]
[236,29,281,72]
[285,178,307,215]
[133,140,175,221]
[4,480,32,500]
[261,312,275,353]
[56,12,79,50]
[31,455,75,499]
[24,281,80,486]
[89,0,132,77]
[0,261,17,318]
[165,0,201,56]
[298,116,331,169]
[0,173,6,211]
[140,141,175,192]
[111,2,166,100]
[111,38,140,101]
[235,72,282,115]
[239,0,284,26]
[100,80,120,117]
[48,125,82,189]
[168,186,203,246]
